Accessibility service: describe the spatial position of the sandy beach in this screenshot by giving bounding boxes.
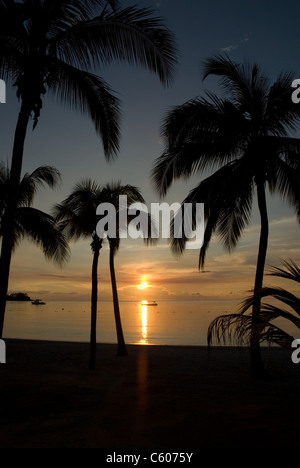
[0,339,299,448]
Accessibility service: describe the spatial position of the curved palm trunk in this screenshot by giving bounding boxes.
[89,238,102,370]
[251,180,269,377]
[109,241,128,356]
[0,100,32,338]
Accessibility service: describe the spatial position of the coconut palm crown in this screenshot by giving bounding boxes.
[152,55,300,375]
[0,163,69,265]
[54,180,154,366]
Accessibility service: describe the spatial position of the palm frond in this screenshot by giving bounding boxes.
[18,166,61,207]
[54,202,95,240]
[101,181,158,245]
[207,312,295,349]
[153,95,249,197]
[262,303,300,329]
[15,207,70,266]
[264,70,300,135]
[202,54,269,112]
[55,179,154,248]
[48,61,120,160]
[101,181,145,207]
[239,286,300,317]
[53,179,101,239]
[208,313,253,347]
[170,159,254,267]
[268,259,300,284]
[54,6,177,86]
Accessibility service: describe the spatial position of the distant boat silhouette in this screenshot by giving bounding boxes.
[141,301,158,306]
[32,299,46,305]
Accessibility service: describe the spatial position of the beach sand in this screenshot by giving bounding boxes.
[0,339,299,448]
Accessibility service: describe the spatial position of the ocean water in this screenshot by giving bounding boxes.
[3,300,236,346]
[3,300,297,346]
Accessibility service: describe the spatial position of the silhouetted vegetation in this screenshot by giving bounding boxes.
[208,259,300,349]
[0,0,177,339]
[6,293,31,302]
[153,55,300,376]
[54,180,150,366]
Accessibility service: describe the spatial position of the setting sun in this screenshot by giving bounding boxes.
[138,282,149,290]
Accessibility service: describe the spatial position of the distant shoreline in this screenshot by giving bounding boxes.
[6,298,31,302]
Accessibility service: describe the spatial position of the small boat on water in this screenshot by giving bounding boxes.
[32,299,46,305]
[141,301,158,306]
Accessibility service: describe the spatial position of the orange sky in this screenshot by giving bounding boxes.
[8,213,300,304]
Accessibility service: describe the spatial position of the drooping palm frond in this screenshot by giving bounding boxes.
[0,164,61,209]
[14,207,70,266]
[208,313,255,347]
[100,181,158,246]
[264,70,300,135]
[53,179,102,239]
[240,287,300,318]
[18,166,61,206]
[54,179,155,245]
[152,95,249,197]
[207,311,295,350]
[0,0,177,158]
[170,159,254,268]
[209,260,300,350]
[268,259,300,283]
[56,6,178,86]
[48,62,121,159]
[0,164,69,265]
[153,55,300,289]
[54,202,95,241]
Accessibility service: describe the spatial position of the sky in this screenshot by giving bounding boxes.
[1,0,300,304]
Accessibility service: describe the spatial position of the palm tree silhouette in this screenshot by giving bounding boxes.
[0,0,177,337]
[54,179,104,369]
[54,180,151,367]
[208,260,300,349]
[152,55,300,376]
[101,182,156,357]
[0,163,69,273]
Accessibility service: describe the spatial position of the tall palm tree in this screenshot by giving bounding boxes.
[0,164,70,317]
[0,0,177,338]
[152,55,300,376]
[100,182,156,357]
[208,259,300,349]
[54,180,151,367]
[54,179,104,369]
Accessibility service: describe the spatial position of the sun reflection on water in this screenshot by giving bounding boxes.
[140,301,148,345]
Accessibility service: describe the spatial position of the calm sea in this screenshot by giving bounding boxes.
[3,300,296,346]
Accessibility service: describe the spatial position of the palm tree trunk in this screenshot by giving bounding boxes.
[251,180,269,377]
[0,99,32,338]
[109,242,128,356]
[89,242,101,370]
